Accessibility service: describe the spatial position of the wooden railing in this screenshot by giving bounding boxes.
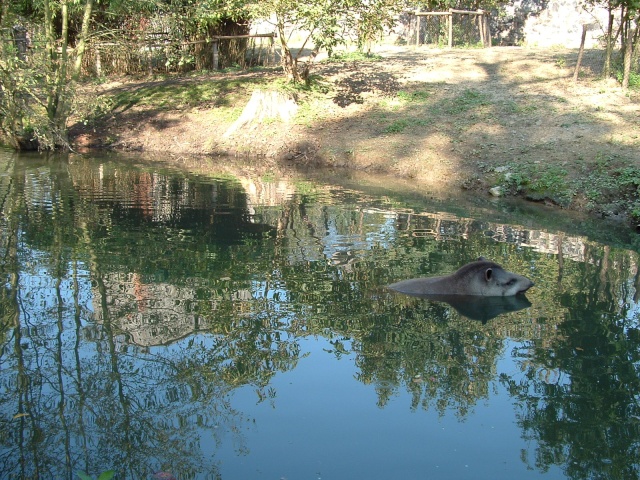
[413,9,491,48]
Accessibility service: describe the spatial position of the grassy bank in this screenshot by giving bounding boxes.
[72,46,640,227]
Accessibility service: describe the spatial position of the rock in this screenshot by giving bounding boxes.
[489,186,504,197]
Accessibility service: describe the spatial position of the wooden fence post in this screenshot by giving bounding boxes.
[269,35,275,66]
[573,24,588,82]
[411,10,492,48]
[477,10,491,47]
[95,47,102,76]
[484,12,492,47]
[212,40,219,70]
[448,9,454,47]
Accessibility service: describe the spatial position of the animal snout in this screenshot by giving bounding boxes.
[519,281,534,293]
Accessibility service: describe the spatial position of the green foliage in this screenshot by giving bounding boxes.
[76,470,115,480]
[450,23,484,49]
[75,94,115,126]
[530,165,569,192]
[345,0,404,52]
[1,0,259,150]
[247,0,402,82]
[497,152,640,218]
[158,0,250,36]
[0,24,67,149]
[630,202,640,220]
[412,0,505,13]
[499,162,572,206]
[580,154,640,218]
[616,68,640,89]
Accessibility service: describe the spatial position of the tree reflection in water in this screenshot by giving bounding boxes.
[1,152,640,479]
[505,272,640,479]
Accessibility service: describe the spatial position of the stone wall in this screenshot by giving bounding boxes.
[398,0,614,49]
[492,0,612,48]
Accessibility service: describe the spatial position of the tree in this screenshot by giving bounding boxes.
[585,0,639,84]
[161,0,251,70]
[346,0,404,53]
[621,10,639,88]
[247,0,402,83]
[0,3,31,149]
[0,0,95,149]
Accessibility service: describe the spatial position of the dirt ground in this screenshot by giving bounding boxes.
[71,45,640,209]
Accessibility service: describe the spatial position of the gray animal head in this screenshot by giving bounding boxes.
[468,257,534,296]
[388,257,534,297]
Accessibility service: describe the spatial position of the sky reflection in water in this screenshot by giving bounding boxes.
[0,152,638,480]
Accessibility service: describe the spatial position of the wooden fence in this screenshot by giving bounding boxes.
[413,9,491,48]
[90,32,276,76]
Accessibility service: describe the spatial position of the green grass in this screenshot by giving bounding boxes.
[112,78,268,111]
[384,117,430,134]
[328,51,383,62]
[499,162,572,206]
[396,90,431,103]
[580,154,640,217]
[502,100,538,114]
[443,88,491,115]
[497,152,640,218]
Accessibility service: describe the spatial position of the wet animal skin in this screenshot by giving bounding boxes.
[388,257,534,297]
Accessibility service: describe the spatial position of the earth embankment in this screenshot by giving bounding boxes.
[71,46,640,222]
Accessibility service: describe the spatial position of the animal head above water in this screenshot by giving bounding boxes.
[388,257,534,297]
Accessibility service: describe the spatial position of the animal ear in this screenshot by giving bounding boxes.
[485,268,493,281]
[478,256,487,261]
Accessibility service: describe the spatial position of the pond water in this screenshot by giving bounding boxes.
[1,150,640,480]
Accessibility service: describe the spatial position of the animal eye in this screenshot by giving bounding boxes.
[506,279,516,286]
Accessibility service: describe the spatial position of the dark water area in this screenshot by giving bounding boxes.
[1,150,640,480]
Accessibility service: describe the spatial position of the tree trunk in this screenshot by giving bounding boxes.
[603,8,614,77]
[276,17,303,83]
[633,21,640,71]
[573,24,587,82]
[73,0,94,80]
[223,89,298,138]
[43,0,57,121]
[622,18,637,89]
[0,0,17,148]
[52,0,70,147]
[41,0,72,149]
[0,0,8,26]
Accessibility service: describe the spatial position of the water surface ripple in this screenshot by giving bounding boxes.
[1,151,639,480]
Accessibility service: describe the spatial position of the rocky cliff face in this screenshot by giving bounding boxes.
[492,0,611,48]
